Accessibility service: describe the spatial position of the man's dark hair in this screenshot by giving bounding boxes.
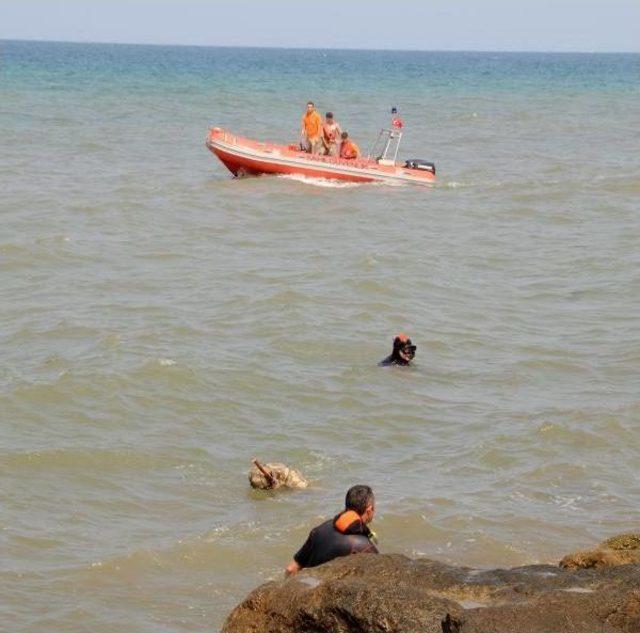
[307,101,314,106]
[345,485,374,515]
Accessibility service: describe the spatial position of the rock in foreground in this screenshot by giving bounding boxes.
[560,533,640,570]
[223,553,640,633]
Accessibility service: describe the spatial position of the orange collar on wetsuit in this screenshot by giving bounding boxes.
[333,510,372,538]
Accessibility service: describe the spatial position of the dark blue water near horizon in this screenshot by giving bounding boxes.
[4,39,640,96]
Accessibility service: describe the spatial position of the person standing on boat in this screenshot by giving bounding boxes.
[300,101,323,155]
[339,131,361,159]
[321,112,342,156]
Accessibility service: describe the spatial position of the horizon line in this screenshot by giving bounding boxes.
[2,37,639,55]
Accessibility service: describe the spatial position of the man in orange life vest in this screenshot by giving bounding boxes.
[339,131,360,159]
[300,101,323,155]
[285,485,378,575]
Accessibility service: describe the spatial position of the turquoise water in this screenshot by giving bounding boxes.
[1,40,640,632]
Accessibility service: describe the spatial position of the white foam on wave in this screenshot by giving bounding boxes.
[552,494,583,511]
[276,173,409,189]
[442,180,505,190]
[157,358,176,367]
[276,173,362,189]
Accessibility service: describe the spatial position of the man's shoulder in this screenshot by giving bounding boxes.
[312,518,336,534]
[347,534,378,554]
[311,519,375,550]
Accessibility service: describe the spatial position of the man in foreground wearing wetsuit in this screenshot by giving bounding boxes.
[378,333,416,366]
[285,485,378,575]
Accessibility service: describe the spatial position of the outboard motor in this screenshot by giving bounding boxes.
[404,159,436,175]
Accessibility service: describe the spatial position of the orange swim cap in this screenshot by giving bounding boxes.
[395,333,409,343]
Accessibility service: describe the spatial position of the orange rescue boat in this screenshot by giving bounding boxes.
[205,117,436,187]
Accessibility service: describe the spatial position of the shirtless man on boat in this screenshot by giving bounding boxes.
[300,101,323,155]
[321,112,342,156]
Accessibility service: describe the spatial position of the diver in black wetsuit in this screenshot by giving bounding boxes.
[285,485,378,575]
[378,333,416,366]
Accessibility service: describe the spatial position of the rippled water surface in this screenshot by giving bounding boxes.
[1,41,640,631]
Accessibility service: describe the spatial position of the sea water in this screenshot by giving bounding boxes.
[1,41,639,631]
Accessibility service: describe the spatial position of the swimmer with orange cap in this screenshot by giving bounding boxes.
[378,333,416,366]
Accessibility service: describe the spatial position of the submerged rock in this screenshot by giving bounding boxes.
[248,461,308,491]
[223,552,640,633]
[560,532,640,570]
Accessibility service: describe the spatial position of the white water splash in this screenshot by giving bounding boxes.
[276,173,362,189]
[277,173,410,189]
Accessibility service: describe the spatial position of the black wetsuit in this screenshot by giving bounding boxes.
[293,513,378,569]
[378,354,410,367]
[379,336,415,366]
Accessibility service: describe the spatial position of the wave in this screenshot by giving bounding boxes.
[276,174,364,189]
[276,173,409,189]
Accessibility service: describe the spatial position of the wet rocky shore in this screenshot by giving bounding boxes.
[222,533,640,633]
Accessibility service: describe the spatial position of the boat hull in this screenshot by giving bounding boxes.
[205,127,435,186]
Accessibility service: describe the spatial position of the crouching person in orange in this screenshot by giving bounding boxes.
[284,485,378,575]
[339,131,360,159]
